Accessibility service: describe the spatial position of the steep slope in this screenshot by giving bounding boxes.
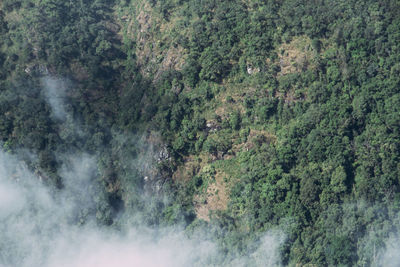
[1,0,400,266]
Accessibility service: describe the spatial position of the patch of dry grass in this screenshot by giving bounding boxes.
[194,170,229,221]
[277,35,316,76]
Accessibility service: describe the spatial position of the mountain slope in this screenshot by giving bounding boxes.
[1,0,400,265]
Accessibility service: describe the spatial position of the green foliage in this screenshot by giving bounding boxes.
[229,110,241,130]
[2,0,400,265]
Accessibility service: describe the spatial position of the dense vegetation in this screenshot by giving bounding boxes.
[1,0,400,265]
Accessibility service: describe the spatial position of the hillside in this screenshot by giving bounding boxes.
[1,0,400,266]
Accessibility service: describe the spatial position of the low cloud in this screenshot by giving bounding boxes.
[41,76,69,121]
[46,228,217,267]
[380,236,400,267]
[251,231,286,266]
[0,149,287,267]
[1,75,286,266]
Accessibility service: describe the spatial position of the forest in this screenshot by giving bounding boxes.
[1,0,400,266]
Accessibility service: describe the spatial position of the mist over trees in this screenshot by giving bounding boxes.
[1,0,400,266]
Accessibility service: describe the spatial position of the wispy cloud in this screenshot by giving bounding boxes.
[41,76,69,121]
[0,148,287,267]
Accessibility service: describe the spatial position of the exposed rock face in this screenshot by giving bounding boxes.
[247,65,260,75]
[24,64,48,75]
[206,121,221,133]
[157,145,170,163]
[139,133,171,195]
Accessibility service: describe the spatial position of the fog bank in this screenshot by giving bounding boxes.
[0,149,285,267]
